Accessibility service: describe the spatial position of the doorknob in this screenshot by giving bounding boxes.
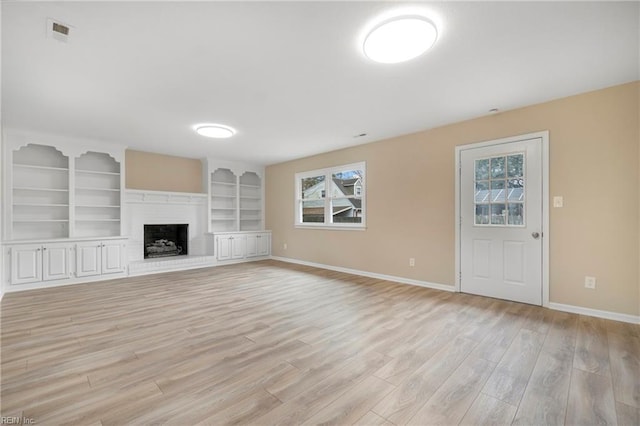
[532,232,540,239]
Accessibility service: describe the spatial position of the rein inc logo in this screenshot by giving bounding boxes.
[1,417,35,425]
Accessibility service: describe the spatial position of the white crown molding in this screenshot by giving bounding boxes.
[270,255,455,293]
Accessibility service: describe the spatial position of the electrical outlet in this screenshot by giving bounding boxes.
[283,243,287,250]
[553,196,564,208]
[584,276,596,289]
[409,258,415,267]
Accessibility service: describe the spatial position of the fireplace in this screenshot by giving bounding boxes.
[144,224,188,259]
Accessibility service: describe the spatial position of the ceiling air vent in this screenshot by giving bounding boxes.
[47,19,72,43]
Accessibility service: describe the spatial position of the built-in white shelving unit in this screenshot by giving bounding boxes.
[2,131,127,291]
[239,172,262,231]
[11,144,70,240]
[206,160,270,261]
[210,168,238,232]
[74,152,122,237]
[208,164,265,233]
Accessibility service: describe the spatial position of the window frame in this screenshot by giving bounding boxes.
[295,161,366,230]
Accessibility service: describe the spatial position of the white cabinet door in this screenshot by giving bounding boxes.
[217,236,232,261]
[10,245,42,285]
[76,242,102,277]
[257,233,270,256]
[231,236,245,259]
[245,234,258,258]
[43,244,71,281]
[102,241,125,274]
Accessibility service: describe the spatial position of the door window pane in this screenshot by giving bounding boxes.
[475,204,490,225]
[508,203,524,226]
[507,154,524,178]
[491,180,506,202]
[491,204,506,225]
[490,157,506,179]
[474,153,525,226]
[475,181,489,203]
[475,159,490,180]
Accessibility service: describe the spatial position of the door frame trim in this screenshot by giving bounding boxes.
[454,131,550,306]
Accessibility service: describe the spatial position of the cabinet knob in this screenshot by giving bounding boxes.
[43,247,47,250]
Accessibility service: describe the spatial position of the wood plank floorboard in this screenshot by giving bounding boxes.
[1,260,638,425]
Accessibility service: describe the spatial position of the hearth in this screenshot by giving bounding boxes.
[144,224,188,259]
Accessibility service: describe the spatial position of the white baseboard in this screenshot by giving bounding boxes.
[271,256,639,324]
[4,271,128,293]
[270,256,454,293]
[548,302,640,325]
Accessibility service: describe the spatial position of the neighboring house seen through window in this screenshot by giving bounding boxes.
[296,162,365,228]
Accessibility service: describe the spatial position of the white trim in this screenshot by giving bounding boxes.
[271,255,454,293]
[454,131,550,306]
[548,302,640,325]
[125,189,207,205]
[128,255,216,277]
[294,225,367,231]
[4,270,128,293]
[209,230,272,236]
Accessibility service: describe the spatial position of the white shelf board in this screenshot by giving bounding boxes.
[14,203,69,207]
[76,187,120,192]
[76,169,120,176]
[14,164,69,172]
[13,219,69,223]
[13,187,69,192]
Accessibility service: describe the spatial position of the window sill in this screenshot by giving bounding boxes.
[295,224,367,231]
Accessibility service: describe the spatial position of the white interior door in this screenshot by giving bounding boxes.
[460,137,543,305]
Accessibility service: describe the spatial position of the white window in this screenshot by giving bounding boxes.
[295,162,366,229]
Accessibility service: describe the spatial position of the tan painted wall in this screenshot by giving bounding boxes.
[266,81,640,316]
[125,149,203,193]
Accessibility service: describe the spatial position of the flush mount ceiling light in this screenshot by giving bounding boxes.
[194,123,236,139]
[363,15,438,64]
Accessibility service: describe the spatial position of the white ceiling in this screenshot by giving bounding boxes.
[3,1,639,165]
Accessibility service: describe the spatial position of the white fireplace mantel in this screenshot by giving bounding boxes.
[124,189,213,270]
[125,189,207,205]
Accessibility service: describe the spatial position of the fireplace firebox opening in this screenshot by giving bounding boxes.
[144,224,188,259]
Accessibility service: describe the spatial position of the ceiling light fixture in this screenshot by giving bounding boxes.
[194,123,236,139]
[363,15,438,64]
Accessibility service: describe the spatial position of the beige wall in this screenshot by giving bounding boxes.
[266,81,640,316]
[125,149,203,193]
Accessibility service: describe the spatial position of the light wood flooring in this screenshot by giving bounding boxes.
[1,260,639,425]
